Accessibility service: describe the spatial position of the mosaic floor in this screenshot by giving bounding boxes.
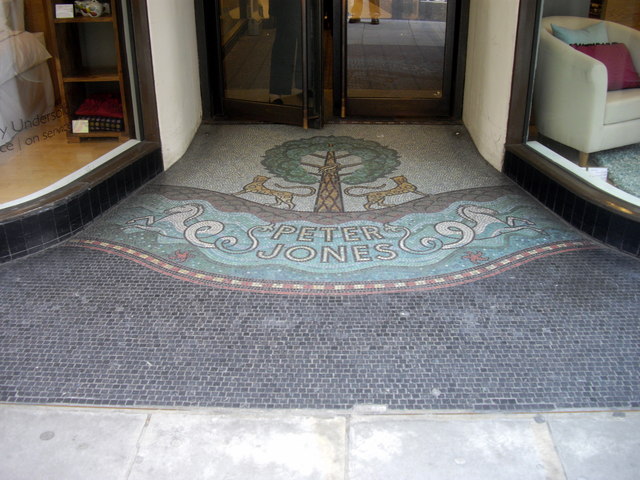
[72,125,594,294]
[1,124,638,410]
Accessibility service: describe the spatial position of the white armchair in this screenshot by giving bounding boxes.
[533,16,640,166]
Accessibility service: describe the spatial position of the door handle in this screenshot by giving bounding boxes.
[341,0,347,118]
[301,0,309,128]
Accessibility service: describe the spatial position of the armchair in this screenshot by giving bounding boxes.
[533,16,640,166]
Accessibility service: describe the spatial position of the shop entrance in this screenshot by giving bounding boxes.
[198,0,465,127]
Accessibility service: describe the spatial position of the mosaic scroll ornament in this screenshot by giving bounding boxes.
[69,192,594,293]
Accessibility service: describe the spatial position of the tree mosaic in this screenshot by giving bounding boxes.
[261,136,401,212]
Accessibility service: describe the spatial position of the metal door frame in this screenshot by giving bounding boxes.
[195,0,468,123]
[333,0,466,119]
[196,0,322,128]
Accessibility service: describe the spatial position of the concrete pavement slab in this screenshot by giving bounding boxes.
[547,412,640,480]
[2,405,639,480]
[128,412,346,480]
[348,414,565,480]
[0,405,148,480]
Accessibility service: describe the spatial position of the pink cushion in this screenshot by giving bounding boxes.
[572,43,640,91]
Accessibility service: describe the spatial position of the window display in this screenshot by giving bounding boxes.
[0,0,137,205]
[527,0,640,203]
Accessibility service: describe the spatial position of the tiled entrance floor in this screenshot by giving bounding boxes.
[0,125,638,410]
[72,125,593,294]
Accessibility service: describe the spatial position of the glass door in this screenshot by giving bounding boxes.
[213,0,322,127]
[340,0,458,117]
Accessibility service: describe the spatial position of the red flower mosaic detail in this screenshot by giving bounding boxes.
[462,251,490,264]
[168,250,193,262]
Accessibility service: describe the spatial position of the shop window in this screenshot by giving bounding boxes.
[0,0,140,207]
[527,0,640,205]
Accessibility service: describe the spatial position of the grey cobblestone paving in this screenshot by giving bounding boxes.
[1,125,638,411]
[1,243,638,410]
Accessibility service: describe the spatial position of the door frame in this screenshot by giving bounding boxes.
[195,0,322,127]
[336,0,467,118]
[196,0,469,123]
[333,0,469,120]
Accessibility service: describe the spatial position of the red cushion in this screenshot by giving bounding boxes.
[572,43,640,91]
[75,94,124,119]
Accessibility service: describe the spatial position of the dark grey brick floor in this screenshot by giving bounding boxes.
[1,243,638,410]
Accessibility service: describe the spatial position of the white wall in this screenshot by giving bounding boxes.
[147,0,202,168]
[145,1,521,171]
[463,0,520,170]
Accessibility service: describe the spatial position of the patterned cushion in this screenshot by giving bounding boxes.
[572,43,640,91]
[76,116,123,132]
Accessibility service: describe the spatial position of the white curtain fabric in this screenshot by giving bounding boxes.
[0,1,54,146]
[0,0,25,32]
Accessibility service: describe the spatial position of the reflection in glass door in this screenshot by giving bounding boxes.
[217,0,321,127]
[344,0,456,117]
[200,0,461,123]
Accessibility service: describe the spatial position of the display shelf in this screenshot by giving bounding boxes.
[66,131,124,143]
[46,0,130,141]
[53,16,113,24]
[62,69,120,82]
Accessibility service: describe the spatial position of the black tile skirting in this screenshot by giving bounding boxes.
[0,143,163,263]
[504,145,640,257]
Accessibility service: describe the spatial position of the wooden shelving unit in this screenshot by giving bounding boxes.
[46,1,130,142]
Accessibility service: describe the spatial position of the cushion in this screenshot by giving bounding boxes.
[76,116,124,132]
[551,21,608,44]
[572,43,640,91]
[75,94,123,118]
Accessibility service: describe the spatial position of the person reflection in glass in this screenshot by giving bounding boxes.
[269,0,302,104]
[349,0,380,24]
